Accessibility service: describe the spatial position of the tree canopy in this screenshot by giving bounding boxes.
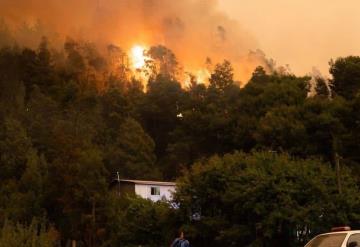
[174,152,360,247]
[0,37,360,246]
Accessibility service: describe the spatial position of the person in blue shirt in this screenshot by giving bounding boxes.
[170,229,190,247]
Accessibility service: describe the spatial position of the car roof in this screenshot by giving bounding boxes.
[318,230,360,236]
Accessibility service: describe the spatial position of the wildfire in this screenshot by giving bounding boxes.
[184,68,211,87]
[195,69,211,84]
[129,44,211,85]
[130,45,147,70]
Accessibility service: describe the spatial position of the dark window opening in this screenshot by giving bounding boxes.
[151,186,160,195]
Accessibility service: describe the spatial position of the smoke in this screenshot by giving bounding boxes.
[307,67,330,97]
[0,0,272,83]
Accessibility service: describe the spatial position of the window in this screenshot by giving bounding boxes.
[306,233,347,247]
[347,234,360,247]
[151,186,160,195]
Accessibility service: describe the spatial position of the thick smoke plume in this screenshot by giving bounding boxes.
[0,0,272,83]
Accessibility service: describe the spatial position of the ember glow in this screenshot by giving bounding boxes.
[130,45,147,70]
[195,69,211,84]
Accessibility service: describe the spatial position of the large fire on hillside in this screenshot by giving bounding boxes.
[0,0,274,86]
[127,44,211,84]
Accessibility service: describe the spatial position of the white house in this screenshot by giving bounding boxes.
[113,179,176,202]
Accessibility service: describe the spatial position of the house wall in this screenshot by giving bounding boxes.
[119,182,136,197]
[135,184,175,202]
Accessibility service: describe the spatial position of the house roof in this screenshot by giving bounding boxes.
[119,179,176,186]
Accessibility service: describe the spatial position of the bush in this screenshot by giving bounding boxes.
[174,151,360,247]
[104,195,179,247]
[0,218,58,247]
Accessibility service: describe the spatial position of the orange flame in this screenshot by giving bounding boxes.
[130,45,147,70]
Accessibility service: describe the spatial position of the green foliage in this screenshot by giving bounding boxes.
[330,56,360,99]
[167,71,310,171]
[175,152,360,247]
[105,196,178,247]
[0,46,25,117]
[140,75,184,159]
[209,60,234,91]
[0,118,49,222]
[0,219,58,247]
[255,105,307,154]
[104,117,158,179]
[315,77,330,98]
[303,96,351,162]
[0,37,360,246]
[0,118,32,180]
[250,66,268,84]
[342,95,360,166]
[145,45,179,79]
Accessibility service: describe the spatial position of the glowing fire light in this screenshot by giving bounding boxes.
[130,45,147,69]
[196,69,211,84]
[184,68,211,87]
[130,44,211,86]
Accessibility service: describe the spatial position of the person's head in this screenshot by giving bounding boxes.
[178,228,185,239]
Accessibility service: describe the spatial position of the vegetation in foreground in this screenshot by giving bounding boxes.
[1,37,360,246]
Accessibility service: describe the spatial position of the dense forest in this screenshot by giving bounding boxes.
[1,37,360,247]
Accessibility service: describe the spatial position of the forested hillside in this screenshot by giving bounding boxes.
[1,38,360,246]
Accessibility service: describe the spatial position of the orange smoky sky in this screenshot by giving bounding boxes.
[220,0,360,77]
[0,0,274,83]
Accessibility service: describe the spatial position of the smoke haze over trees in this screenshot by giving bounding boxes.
[0,0,275,83]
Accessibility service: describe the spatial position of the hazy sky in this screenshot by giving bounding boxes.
[219,0,360,76]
